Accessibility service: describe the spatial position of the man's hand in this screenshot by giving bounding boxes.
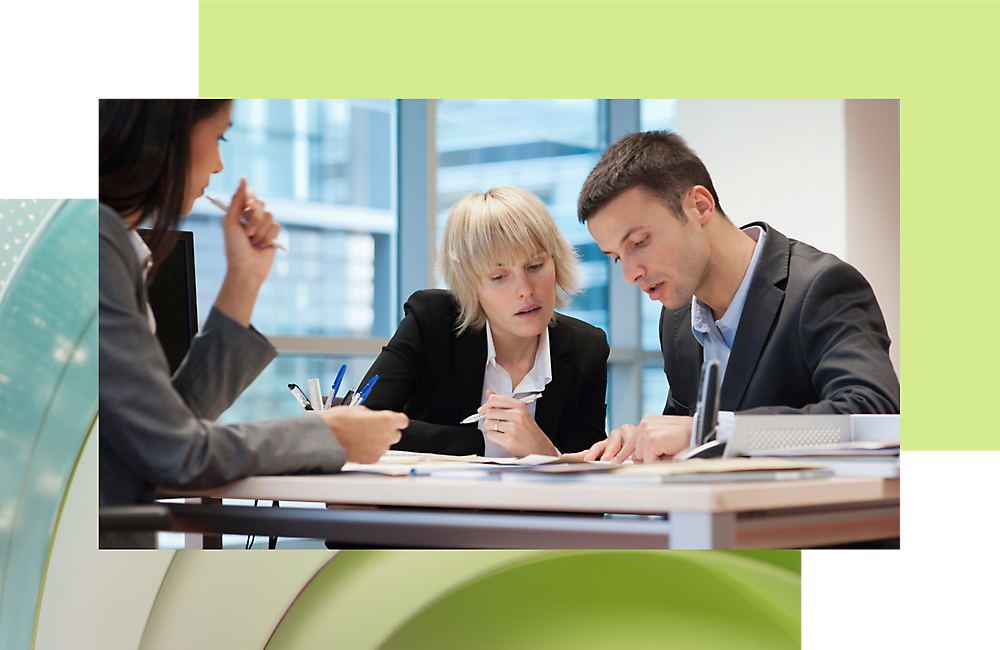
[318,406,408,464]
[627,414,693,463]
[561,424,637,463]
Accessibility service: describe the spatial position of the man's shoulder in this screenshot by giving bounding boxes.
[786,236,864,286]
[749,221,861,285]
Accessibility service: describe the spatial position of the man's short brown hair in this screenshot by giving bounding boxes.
[577,130,725,223]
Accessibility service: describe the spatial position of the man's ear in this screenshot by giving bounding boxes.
[686,185,716,224]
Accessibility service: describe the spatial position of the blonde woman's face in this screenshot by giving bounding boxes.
[477,251,556,343]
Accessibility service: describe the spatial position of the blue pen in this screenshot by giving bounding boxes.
[326,364,347,409]
[355,375,380,406]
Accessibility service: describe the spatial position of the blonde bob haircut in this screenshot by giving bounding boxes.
[437,187,581,335]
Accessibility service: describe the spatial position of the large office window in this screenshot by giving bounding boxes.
[638,100,678,416]
[435,99,608,331]
[182,100,398,424]
[174,99,669,427]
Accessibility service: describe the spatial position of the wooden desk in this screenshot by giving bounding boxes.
[159,472,899,549]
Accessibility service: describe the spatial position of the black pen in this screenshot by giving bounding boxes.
[288,384,313,410]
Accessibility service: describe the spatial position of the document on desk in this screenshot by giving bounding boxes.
[741,439,900,478]
[340,451,585,477]
[745,439,900,457]
[500,457,833,483]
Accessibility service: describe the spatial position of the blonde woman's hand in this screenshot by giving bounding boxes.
[479,390,558,457]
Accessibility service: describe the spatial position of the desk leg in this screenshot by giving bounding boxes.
[670,512,736,549]
[201,498,223,549]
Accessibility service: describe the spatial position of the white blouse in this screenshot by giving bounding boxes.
[127,228,157,334]
[478,321,552,457]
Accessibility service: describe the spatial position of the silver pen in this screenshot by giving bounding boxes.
[460,393,543,424]
[205,194,288,251]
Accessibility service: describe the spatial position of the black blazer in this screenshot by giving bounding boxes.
[660,222,900,416]
[359,290,609,455]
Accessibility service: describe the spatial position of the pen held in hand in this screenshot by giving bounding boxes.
[205,194,288,251]
[460,393,543,424]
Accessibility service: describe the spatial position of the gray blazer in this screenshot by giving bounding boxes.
[99,204,345,548]
[659,221,900,416]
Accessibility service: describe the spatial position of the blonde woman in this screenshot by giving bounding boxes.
[358,187,609,457]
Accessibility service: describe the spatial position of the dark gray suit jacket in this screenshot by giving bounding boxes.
[99,204,345,547]
[660,222,900,416]
[359,290,609,456]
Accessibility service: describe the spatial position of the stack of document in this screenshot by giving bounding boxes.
[499,457,832,484]
[343,451,850,483]
[341,450,581,477]
[744,439,900,478]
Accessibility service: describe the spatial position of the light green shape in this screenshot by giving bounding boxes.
[0,200,99,649]
[198,1,1000,447]
[267,550,799,649]
[139,551,335,650]
[35,424,177,650]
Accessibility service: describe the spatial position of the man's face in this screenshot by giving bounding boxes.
[587,186,710,310]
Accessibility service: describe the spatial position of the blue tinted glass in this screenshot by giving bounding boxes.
[188,100,397,338]
[642,363,670,417]
[435,99,608,332]
[217,354,378,425]
[639,100,679,351]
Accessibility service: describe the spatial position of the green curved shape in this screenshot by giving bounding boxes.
[378,551,799,650]
[267,550,799,650]
[0,200,98,650]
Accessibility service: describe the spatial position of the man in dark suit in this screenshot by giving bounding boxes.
[571,131,900,463]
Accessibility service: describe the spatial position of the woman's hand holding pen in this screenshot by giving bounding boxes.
[319,406,408,464]
[479,390,558,457]
[213,177,281,327]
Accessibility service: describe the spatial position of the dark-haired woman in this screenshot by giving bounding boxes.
[99,99,408,548]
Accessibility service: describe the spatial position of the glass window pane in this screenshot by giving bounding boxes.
[639,100,679,351]
[641,363,670,418]
[217,354,378,425]
[435,99,608,332]
[185,99,398,338]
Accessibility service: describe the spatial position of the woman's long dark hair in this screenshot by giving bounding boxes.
[99,99,231,273]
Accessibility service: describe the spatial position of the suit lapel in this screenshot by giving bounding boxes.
[534,319,573,442]
[661,303,703,412]
[454,326,488,415]
[721,223,787,410]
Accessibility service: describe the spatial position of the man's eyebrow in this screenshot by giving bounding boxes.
[619,226,642,246]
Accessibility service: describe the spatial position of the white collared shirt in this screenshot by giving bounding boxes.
[128,228,157,334]
[479,320,552,457]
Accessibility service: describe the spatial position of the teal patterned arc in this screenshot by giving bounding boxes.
[0,199,98,649]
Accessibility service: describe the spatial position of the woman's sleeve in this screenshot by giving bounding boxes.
[357,292,485,455]
[99,226,345,491]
